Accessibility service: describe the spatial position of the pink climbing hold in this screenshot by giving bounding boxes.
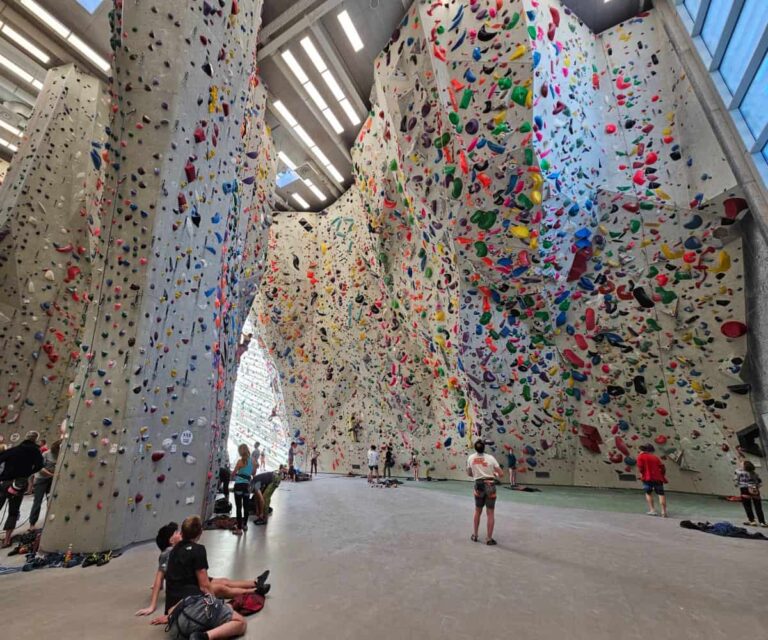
[562,348,585,368]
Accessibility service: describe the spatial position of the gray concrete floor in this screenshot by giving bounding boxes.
[2,476,767,639]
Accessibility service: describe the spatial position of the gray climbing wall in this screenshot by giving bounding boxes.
[0,63,108,448]
[41,0,273,552]
[258,1,754,495]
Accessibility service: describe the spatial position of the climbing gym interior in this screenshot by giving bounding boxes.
[0,1,766,638]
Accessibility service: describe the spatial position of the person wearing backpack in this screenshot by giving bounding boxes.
[148,516,247,639]
[736,460,767,527]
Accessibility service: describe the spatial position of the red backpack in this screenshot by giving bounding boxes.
[230,593,265,616]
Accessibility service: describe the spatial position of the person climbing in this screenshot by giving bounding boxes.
[218,463,231,501]
[232,444,254,535]
[136,521,270,617]
[636,444,668,517]
[735,460,766,527]
[367,444,380,484]
[349,415,362,443]
[28,439,62,531]
[235,333,253,364]
[0,431,44,547]
[383,445,394,478]
[310,444,319,476]
[506,450,517,487]
[410,450,421,481]
[148,516,249,639]
[467,440,503,545]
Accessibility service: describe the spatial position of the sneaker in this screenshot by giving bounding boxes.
[256,583,271,596]
[646,511,658,516]
[256,570,270,587]
[744,521,758,527]
[761,523,768,528]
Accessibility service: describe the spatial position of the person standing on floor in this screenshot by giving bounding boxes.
[736,460,766,527]
[29,439,61,531]
[410,450,420,481]
[252,442,262,472]
[506,449,517,487]
[467,440,503,545]
[636,444,668,517]
[232,444,254,535]
[383,445,394,478]
[367,444,380,484]
[310,445,319,476]
[287,442,297,481]
[0,430,44,548]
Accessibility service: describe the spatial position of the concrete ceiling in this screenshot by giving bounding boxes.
[561,0,654,34]
[260,0,412,212]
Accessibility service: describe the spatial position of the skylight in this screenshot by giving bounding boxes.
[76,0,103,13]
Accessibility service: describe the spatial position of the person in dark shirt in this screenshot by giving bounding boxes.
[0,431,44,547]
[150,516,247,639]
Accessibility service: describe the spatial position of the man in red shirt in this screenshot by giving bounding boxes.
[636,444,668,517]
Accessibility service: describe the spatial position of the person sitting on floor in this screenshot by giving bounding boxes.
[136,520,270,617]
[147,516,255,639]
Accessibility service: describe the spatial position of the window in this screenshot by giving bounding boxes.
[276,170,300,189]
[701,0,735,55]
[720,1,768,94]
[76,0,103,12]
[685,0,702,21]
[739,51,768,138]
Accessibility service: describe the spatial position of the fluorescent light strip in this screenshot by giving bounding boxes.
[278,151,297,171]
[338,98,361,126]
[8,142,17,152]
[321,70,345,101]
[293,125,315,148]
[0,136,9,147]
[326,164,344,183]
[0,53,34,83]
[300,37,327,73]
[280,49,309,84]
[20,0,70,38]
[310,145,330,166]
[31,79,43,90]
[304,81,328,110]
[308,184,326,201]
[67,34,110,72]
[322,108,344,134]
[1,25,50,63]
[291,193,310,210]
[273,100,297,127]
[337,10,364,52]
[0,119,21,137]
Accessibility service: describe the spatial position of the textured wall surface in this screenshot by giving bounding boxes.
[258,1,753,495]
[41,0,274,552]
[0,64,108,448]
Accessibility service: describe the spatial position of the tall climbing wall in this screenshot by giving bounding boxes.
[0,64,108,448]
[260,1,753,495]
[41,0,274,552]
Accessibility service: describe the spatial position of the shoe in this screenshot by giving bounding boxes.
[256,583,271,596]
[254,518,267,526]
[646,511,658,516]
[661,513,668,519]
[744,521,758,526]
[256,570,270,588]
[486,539,497,546]
[761,523,768,528]
[82,553,100,567]
[470,534,478,542]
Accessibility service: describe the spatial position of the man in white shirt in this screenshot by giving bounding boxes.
[367,445,380,484]
[466,440,503,545]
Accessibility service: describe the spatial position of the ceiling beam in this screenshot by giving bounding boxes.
[258,0,345,61]
[259,0,322,44]
[267,94,343,199]
[272,53,353,165]
[309,22,368,116]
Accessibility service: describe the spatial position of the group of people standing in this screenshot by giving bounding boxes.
[230,442,281,535]
[0,431,61,547]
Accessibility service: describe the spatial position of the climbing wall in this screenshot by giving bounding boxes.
[41,0,274,552]
[0,64,108,448]
[260,1,753,495]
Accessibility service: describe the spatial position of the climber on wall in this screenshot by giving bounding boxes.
[467,440,503,546]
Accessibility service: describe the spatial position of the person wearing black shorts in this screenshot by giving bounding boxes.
[367,445,380,484]
[466,440,503,545]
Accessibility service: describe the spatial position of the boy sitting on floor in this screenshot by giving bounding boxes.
[135,520,270,617]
